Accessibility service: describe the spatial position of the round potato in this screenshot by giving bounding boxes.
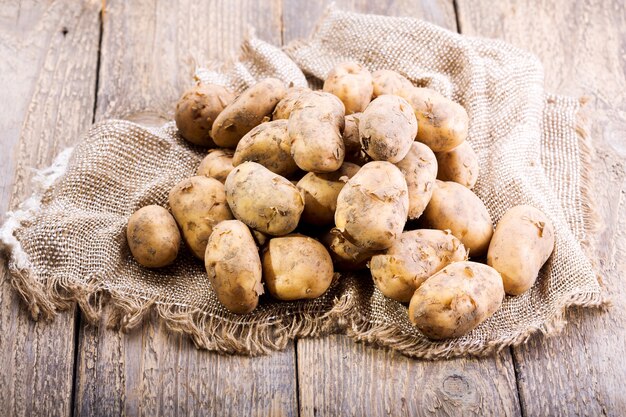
[272,86,310,120]
[372,69,413,98]
[409,261,504,339]
[487,205,555,295]
[196,148,234,183]
[126,205,181,268]
[395,142,438,219]
[342,113,370,165]
[436,141,479,189]
[321,229,379,271]
[323,61,373,114]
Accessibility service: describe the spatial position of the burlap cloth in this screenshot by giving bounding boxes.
[0,8,607,359]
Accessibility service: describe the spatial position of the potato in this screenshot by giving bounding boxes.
[175,83,235,147]
[169,176,233,259]
[342,113,370,165]
[436,141,479,189]
[321,229,378,271]
[204,220,263,314]
[297,162,360,226]
[196,148,234,183]
[369,229,468,302]
[422,181,493,257]
[225,161,304,236]
[403,87,469,152]
[335,161,408,250]
[372,69,413,98]
[395,142,438,219]
[408,261,504,339]
[262,234,334,300]
[287,91,345,173]
[272,86,310,120]
[487,205,555,295]
[211,78,286,148]
[323,61,373,114]
[232,119,298,177]
[126,205,181,268]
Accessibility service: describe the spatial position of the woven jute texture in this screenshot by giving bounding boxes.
[0,8,606,359]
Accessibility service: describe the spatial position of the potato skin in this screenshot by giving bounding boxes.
[342,113,370,165]
[372,70,413,98]
[422,181,493,257]
[436,141,479,189]
[175,84,235,147]
[196,148,234,183]
[127,205,181,268]
[205,220,263,314]
[262,234,334,300]
[211,78,286,148]
[321,229,379,271]
[323,61,373,114]
[487,205,555,295]
[409,261,504,339]
[335,161,409,250]
[369,229,468,302]
[225,162,304,236]
[272,86,310,120]
[169,176,233,259]
[395,142,438,219]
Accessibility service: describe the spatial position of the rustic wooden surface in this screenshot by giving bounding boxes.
[1,0,624,416]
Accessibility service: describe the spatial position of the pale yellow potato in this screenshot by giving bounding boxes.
[323,61,373,114]
[342,113,370,165]
[126,205,181,268]
[409,261,504,339]
[320,229,379,271]
[196,148,234,183]
[272,86,311,120]
[487,205,555,295]
[395,142,438,219]
[372,69,413,98]
[436,141,479,189]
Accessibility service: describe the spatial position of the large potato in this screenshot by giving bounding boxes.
[487,205,555,295]
[342,113,370,165]
[422,181,493,257]
[272,86,310,120]
[323,61,373,114]
[196,148,234,183]
[225,162,304,236]
[211,78,286,148]
[369,229,468,302]
[372,69,413,98]
[321,229,379,271]
[335,161,408,250]
[169,176,233,259]
[409,261,504,339]
[126,205,180,268]
[395,142,438,219]
[436,141,479,189]
[205,220,263,314]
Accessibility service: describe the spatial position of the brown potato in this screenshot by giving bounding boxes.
[272,86,311,120]
[395,142,438,219]
[323,61,373,114]
[321,229,379,271]
[342,113,370,165]
[126,205,180,268]
[436,141,479,189]
[196,148,234,183]
[372,69,413,98]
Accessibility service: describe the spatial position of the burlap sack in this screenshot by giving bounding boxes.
[0,8,606,359]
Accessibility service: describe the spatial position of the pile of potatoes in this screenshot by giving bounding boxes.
[126,62,556,340]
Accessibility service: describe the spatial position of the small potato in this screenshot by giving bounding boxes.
[297,162,360,226]
[369,229,468,302]
[232,119,298,177]
[196,148,234,183]
[262,234,334,300]
[343,113,370,165]
[175,83,235,147]
[408,261,504,339]
[211,78,286,148]
[272,86,310,120]
[321,229,379,271]
[487,205,555,295]
[169,176,233,259]
[436,141,479,189]
[288,91,345,173]
[422,181,493,257]
[323,61,373,114]
[205,220,263,314]
[372,69,413,98]
[225,162,304,236]
[126,205,180,268]
[335,161,408,250]
[395,142,438,219]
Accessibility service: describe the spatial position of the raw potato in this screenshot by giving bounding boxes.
[409,261,504,339]
[436,141,479,189]
[372,69,413,98]
[272,86,310,120]
[196,148,234,183]
[343,113,370,165]
[169,176,233,259]
[335,161,409,250]
[175,83,235,147]
[211,78,286,148]
[288,91,345,173]
[225,161,304,236]
[369,229,468,302]
[262,234,334,300]
[205,220,263,314]
[395,142,438,219]
[126,205,180,268]
[487,205,555,295]
[422,180,493,257]
[232,119,298,177]
[321,229,378,271]
[323,61,373,114]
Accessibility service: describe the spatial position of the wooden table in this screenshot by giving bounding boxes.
[1,1,624,415]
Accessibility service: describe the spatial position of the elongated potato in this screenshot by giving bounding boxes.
[343,113,370,165]
[205,220,263,314]
[436,141,479,189]
[369,229,468,302]
[409,261,504,339]
[372,69,413,98]
[127,205,181,268]
[335,161,408,250]
[321,229,379,271]
[225,162,304,236]
[422,181,493,257]
[487,205,555,295]
[272,86,310,120]
[395,142,438,219]
[169,176,233,259]
[323,61,373,114]
[211,78,286,148]
[196,148,234,183]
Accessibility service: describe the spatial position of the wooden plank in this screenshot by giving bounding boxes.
[456,0,626,414]
[0,0,101,416]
